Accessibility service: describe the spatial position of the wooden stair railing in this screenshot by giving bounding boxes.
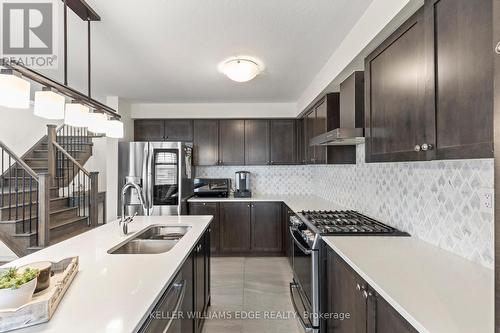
[0,140,50,249]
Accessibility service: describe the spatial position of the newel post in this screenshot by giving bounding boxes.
[37,173,50,247]
[89,172,99,227]
[47,125,57,187]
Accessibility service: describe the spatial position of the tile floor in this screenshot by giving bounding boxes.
[203,257,302,333]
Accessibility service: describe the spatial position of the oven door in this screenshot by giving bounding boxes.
[290,227,313,302]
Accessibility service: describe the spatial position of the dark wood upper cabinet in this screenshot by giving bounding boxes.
[426,0,493,159]
[219,202,251,254]
[314,99,327,164]
[189,202,220,255]
[245,120,270,165]
[270,119,297,165]
[134,119,165,141]
[365,8,428,163]
[305,110,316,163]
[164,119,193,142]
[219,120,245,165]
[193,120,219,166]
[296,118,306,164]
[250,202,282,254]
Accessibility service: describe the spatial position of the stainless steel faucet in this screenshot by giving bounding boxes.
[120,182,147,235]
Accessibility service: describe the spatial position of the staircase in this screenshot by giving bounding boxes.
[0,124,100,257]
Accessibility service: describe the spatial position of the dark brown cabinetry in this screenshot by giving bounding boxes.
[365,1,494,162]
[220,202,251,254]
[250,202,282,254]
[134,119,165,141]
[270,119,297,165]
[325,247,417,333]
[305,110,316,163]
[245,120,270,165]
[219,120,245,165]
[314,99,327,164]
[219,202,283,256]
[193,120,219,166]
[189,202,220,255]
[164,119,193,141]
[426,0,493,159]
[194,230,210,333]
[365,8,428,163]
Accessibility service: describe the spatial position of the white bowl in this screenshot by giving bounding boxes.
[0,277,37,310]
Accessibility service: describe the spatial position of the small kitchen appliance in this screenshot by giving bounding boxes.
[234,171,252,198]
[193,178,230,198]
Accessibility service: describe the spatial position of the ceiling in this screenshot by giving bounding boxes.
[55,0,373,103]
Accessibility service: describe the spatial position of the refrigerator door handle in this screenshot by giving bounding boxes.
[142,145,149,214]
[147,145,154,211]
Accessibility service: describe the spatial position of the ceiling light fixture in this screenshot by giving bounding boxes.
[88,112,108,134]
[65,102,90,127]
[34,87,65,120]
[105,119,124,138]
[218,57,263,82]
[0,69,30,109]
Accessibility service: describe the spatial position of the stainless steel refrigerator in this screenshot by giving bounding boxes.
[118,142,193,216]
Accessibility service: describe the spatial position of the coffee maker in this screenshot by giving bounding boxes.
[234,171,252,198]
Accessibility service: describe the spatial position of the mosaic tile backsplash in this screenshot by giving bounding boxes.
[195,144,494,269]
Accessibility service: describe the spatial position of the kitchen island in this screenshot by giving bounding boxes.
[3,215,213,333]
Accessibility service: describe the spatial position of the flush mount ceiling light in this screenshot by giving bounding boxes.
[34,87,65,120]
[65,102,90,127]
[105,119,124,138]
[218,57,263,82]
[0,69,30,109]
[88,112,108,134]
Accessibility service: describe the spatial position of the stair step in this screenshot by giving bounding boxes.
[49,206,78,224]
[0,202,38,221]
[49,197,70,210]
[49,216,90,244]
[24,158,48,168]
[0,189,38,206]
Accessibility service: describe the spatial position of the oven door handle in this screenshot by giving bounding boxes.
[289,227,312,255]
[289,283,313,333]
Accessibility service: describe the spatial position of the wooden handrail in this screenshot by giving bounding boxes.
[0,140,39,180]
[52,142,91,176]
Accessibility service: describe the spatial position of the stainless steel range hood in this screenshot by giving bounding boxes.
[311,71,365,146]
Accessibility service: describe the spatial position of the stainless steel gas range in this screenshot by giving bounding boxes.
[288,210,409,333]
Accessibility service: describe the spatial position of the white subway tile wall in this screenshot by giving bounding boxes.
[195,144,494,268]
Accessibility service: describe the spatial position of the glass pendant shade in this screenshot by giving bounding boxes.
[64,103,90,127]
[105,119,124,138]
[220,59,260,82]
[88,112,108,134]
[34,89,65,120]
[0,71,30,108]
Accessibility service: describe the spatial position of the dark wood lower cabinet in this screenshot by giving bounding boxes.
[250,202,282,254]
[325,246,417,333]
[189,202,220,255]
[220,202,251,254]
[194,230,210,333]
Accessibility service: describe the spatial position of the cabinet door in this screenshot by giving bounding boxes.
[296,118,306,164]
[365,8,429,162]
[245,120,270,165]
[181,253,194,333]
[326,248,367,333]
[219,120,245,165]
[220,202,251,254]
[134,119,164,141]
[164,119,193,142]
[270,119,296,165]
[189,202,220,254]
[427,0,493,159]
[373,296,418,333]
[305,111,316,163]
[250,202,282,254]
[193,120,219,166]
[314,99,327,164]
[194,236,206,333]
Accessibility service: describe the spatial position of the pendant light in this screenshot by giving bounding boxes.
[0,69,30,108]
[65,102,90,127]
[88,112,108,134]
[105,119,124,138]
[34,87,65,120]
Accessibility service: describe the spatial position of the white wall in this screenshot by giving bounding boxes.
[130,102,297,119]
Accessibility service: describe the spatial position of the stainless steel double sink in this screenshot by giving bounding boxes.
[108,225,191,254]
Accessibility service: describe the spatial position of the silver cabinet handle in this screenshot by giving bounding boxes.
[362,290,369,298]
[421,143,433,151]
[414,145,421,152]
[289,227,312,255]
[202,202,206,206]
[495,41,500,54]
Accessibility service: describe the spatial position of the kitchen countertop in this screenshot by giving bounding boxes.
[322,236,494,333]
[3,215,213,333]
[188,194,340,212]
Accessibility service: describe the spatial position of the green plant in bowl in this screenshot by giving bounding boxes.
[0,267,40,309]
[0,267,39,290]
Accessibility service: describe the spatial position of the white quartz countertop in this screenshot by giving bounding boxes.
[322,236,494,333]
[3,215,213,333]
[188,194,339,212]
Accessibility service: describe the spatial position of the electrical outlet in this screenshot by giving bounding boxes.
[479,188,494,213]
